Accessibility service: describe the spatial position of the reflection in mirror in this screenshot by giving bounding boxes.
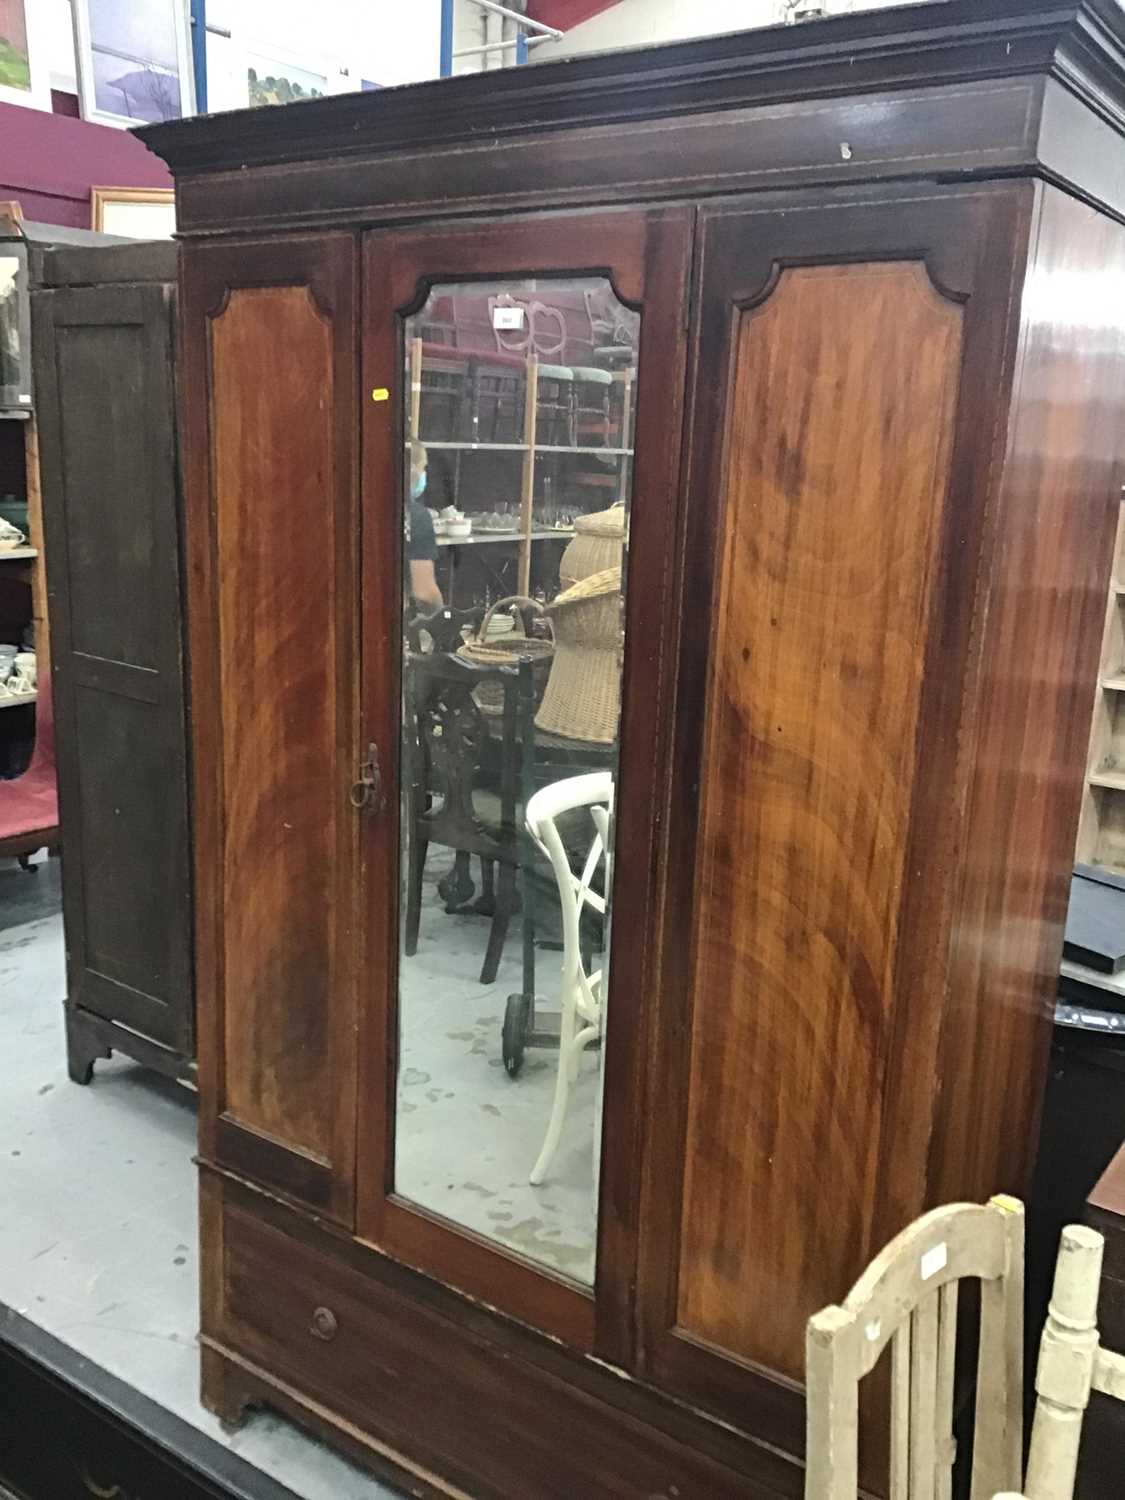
[394,276,638,1286]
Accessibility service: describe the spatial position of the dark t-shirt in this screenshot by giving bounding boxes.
[406,501,439,564]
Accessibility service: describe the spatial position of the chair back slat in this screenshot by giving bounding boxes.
[909,1293,939,1500]
[935,1280,959,1500]
[969,1203,1025,1500]
[890,1321,911,1499]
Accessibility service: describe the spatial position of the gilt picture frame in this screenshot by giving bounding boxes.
[91,187,176,240]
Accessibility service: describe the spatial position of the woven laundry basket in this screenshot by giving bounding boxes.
[535,568,623,744]
[457,596,554,715]
[558,501,626,590]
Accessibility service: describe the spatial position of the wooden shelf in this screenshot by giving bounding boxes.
[0,547,36,561]
[1102,674,1125,691]
[410,441,634,457]
[0,691,35,709]
[420,441,529,452]
[537,445,633,457]
[436,528,574,548]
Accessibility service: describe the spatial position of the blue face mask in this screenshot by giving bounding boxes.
[411,472,427,501]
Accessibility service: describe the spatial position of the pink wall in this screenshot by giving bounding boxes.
[0,100,171,228]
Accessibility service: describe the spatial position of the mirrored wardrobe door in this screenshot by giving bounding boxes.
[358,209,693,1356]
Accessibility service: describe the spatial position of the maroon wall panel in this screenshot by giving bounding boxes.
[0,101,171,228]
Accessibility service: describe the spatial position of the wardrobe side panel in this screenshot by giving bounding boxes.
[932,186,1125,1206]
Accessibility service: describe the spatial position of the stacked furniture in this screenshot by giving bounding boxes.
[139,3,1125,1495]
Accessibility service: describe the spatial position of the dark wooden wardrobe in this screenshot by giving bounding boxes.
[31,242,194,1084]
[139,3,1125,1495]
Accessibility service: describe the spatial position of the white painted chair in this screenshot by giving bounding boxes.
[524,771,612,1187]
[805,1195,1025,1500]
[1007,1222,1125,1500]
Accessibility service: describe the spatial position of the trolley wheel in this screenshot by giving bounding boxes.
[502,992,531,1078]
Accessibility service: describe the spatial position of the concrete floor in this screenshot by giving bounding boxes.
[396,847,601,1284]
[0,854,400,1500]
[0,848,604,1492]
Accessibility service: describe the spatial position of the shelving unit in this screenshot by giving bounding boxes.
[0,414,49,770]
[1076,498,1125,867]
[406,334,635,598]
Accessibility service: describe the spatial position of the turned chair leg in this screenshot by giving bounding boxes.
[1024,1225,1104,1500]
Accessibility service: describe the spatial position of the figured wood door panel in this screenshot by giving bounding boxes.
[211,286,337,1157]
[677,260,963,1375]
[31,279,192,1055]
[182,237,359,1220]
[637,185,1033,1445]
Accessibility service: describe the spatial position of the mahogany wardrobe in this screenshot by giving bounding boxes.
[140,3,1125,1495]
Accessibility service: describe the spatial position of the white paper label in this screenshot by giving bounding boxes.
[17,394,30,404]
[921,1243,948,1281]
[492,306,524,331]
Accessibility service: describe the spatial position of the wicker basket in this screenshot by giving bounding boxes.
[535,568,623,744]
[558,501,626,590]
[457,596,555,715]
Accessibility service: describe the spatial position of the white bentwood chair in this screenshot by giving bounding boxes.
[523,771,613,1188]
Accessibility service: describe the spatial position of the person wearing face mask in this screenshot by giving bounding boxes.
[406,441,443,611]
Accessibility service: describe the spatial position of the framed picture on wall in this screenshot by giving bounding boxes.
[0,0,52,112]
[245,47,328,108]
[91,187,176,239]
[73,0,195,127]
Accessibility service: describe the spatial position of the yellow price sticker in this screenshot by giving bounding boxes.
[371,387,390,402]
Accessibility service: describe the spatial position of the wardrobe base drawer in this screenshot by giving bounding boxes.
[205,1177,801,1500]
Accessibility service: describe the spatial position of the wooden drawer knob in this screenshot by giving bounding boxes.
[310,1305,338,1341]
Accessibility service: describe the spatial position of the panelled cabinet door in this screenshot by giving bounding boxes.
[181,236,360,1224]
[637,185,1031,1442]
[359,207,692,1357]
[32,279,192,1059]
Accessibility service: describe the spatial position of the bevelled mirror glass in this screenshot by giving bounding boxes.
[393,275,638,1286]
